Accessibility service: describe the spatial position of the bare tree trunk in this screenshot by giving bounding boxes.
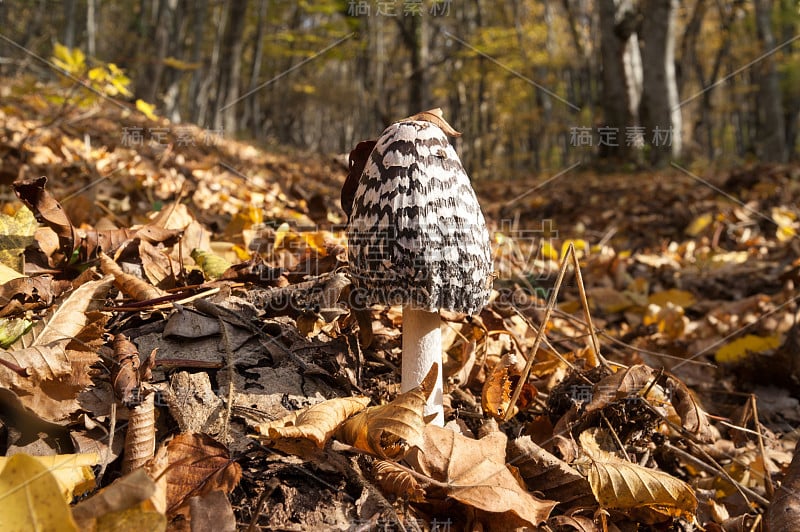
[63,0,77,49]
[248,0,269,139]
[754,0,787,162]
[217,0,247,136]
[136,0,176,105]
[598,0,640,161]
[188,0,208,124]
[639,0,682,166]
[780,0,799,160]
[397,12,428,114]
[86,0,96,57]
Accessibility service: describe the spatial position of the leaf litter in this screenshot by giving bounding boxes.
[0,85,799,530]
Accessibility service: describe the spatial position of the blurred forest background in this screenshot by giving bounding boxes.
[1,0,798,179]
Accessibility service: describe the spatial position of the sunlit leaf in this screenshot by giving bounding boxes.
[715,333,782,364]
[136,99,158,120]
[648,289,696,309]
[0,453,79,531]
[685,213,712,236]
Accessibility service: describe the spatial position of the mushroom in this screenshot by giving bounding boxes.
[345,109,492,426]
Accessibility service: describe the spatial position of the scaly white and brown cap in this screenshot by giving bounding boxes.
[344,109,492,425]
[345,110,492,315]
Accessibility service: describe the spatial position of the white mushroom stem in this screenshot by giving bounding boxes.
[401,306,444,426]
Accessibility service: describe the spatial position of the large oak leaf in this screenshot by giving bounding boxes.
[414,426,556,528]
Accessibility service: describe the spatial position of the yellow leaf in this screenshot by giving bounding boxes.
[191,248,232,279]
[162,57,201,70]
[648,289,696,309]
[0,453,79,531]
[88,66,106,81]
[541,241,558,260]
[643,303,686,339]
[773,207,798,242]
[273,222,291,250]
[560,239,587,259]
[0,453,98,502]
[685,213,712,236]
[589,286,636,314]
[232,244,251,261]
[715,333,782,364]
[587,459,697,522]
[0,205,37,272]
[136,99,158,121]
[301,230,328,254]
[52,42,85,74]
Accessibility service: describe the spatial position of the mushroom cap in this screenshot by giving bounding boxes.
[347,119,492,314]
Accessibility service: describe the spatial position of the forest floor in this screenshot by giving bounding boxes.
[2,82,800,531]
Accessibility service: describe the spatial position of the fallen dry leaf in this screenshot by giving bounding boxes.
[583,453,697,524]
[262,396,371,450]
[0,452,98,502]
[0,453,79,531]
[482,353,523,420]
[111,333,143,406]
[412,425,556,528]
[508,436,596,510]
[122,392,156,474]
[767,439,800,531]
[162,433,241,517]
[338,363,437,459]
[71,468,166,532]
[372,460,425,502]
[13,175,78,266]
[100,252,168,301]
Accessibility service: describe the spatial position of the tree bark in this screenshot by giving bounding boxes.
[598,0,640,161]
[639,0,682,166]
[63,0,77,49]
[86,0,96,57]
[188,0,209,124]
[754,0,787,162]
[216,0,248,135]
[248,0,269,139]
[397,12,428,115]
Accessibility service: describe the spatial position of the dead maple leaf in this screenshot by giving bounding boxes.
[337,364,437,459]
[161,433,241,518]
[0,341,71,385]
[412,425,556,528]
[261,396,371,450]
